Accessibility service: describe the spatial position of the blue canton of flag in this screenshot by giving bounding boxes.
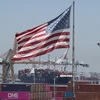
[46,6,71,34]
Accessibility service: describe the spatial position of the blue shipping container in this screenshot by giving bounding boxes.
[2,84,31,92]
[64,92,73,98]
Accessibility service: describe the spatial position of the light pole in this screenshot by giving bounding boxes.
[75,61,89,80]
[54,57,56,100]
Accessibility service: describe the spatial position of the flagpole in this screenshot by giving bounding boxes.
[54,57,56,100]
[72,1,75,100]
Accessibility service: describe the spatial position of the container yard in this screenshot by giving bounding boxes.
[0,0,100,100]
[0,79,100,100]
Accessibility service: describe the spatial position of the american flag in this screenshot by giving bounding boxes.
[12,6,71,61]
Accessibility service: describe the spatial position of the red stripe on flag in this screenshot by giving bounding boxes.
[18,32,69,50]
[12,45,69,61]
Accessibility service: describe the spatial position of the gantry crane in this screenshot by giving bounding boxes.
[0,49,47,83]
[0,49,14,83]
[0,38,44,83]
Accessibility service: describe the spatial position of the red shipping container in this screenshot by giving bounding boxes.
[75,92,88,100]
[76,92,100,100]
[76,84,100,92]
[86,92,100,100]
[66,87,72,92]
[50,86,67,91]
[0,92,30,100]
[68,81,90,87]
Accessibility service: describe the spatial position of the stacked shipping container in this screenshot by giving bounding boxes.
[0,81,100,100]
[30,83,52,100]
[63,82,100,100]
[0,83,53,100]
[76,92,100,100]
[63,81,90,99]
[75,84,100,100]
[50,81,100,100]
[50,81,90,100]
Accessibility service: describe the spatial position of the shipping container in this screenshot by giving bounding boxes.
[45,84,50,91]
[1,83,50,92]
[75,92,87,99]
[65,86,72,92]
[52,97,63,100]
[64,92,73,98]
[30,92,52,99]
[68,81,90,87]
[46,92,52,98]
[30,84,39,92]
[30,83,50,92]
[2,84,31,92]
[76,92,100,100]
[76,84,100,92]
[24,69,30,73]
[52,91,64,97]
[0,92,30,100]
[50,85,68,91]
[30,92,41,99]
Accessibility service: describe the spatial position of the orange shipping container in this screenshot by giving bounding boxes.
[30,83,46,92]
[30,92,52,99]
[30,85,36,92]
[30,93,39,99]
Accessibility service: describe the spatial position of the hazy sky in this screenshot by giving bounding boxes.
[0,0,100,73]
